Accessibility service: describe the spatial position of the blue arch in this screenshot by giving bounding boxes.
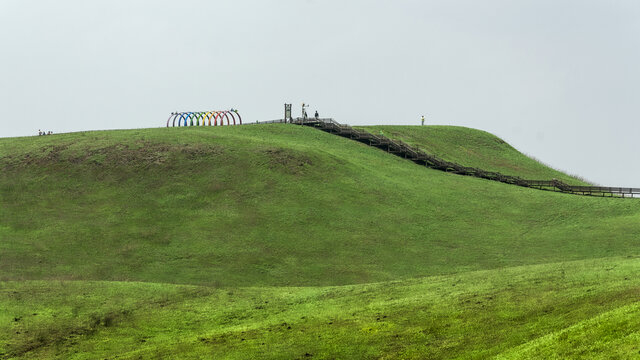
[173,112,186,127]
[182,112,193,127]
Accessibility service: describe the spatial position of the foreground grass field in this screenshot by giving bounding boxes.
[1,124,639,358]
[2,257,638,359]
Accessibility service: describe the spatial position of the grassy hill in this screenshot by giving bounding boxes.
[357,125,588,184]
[1,124,639,358]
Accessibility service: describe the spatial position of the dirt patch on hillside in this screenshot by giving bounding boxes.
[5,308,133,359]
[263,148,313,175]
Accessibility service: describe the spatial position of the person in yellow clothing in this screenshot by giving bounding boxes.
[421,115,425,126]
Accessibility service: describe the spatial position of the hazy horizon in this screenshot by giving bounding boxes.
[2,0,639,186]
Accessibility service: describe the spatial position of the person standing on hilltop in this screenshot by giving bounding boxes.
[421,115,425,126]
[314,110,319,119]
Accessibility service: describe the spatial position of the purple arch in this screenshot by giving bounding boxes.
[227,111,237,125]
[223,111,233,125]
[166,112,180,127]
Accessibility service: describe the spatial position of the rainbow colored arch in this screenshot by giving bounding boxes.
[166,110,242,127]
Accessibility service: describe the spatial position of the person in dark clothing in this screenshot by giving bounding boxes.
[314,110,319,119]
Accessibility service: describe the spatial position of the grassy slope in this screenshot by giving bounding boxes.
[1,124,639,358]
[357,125,587,184]
[1,257,638,359]
[497,302,640,359]
[1,125,638,288]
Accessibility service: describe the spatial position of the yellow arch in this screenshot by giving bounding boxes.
[204,111,217,126]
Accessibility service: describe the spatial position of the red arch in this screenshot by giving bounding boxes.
[212,111,223,126]
[214,111,230,126]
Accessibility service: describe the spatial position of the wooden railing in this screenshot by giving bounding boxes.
[287,118,639,198]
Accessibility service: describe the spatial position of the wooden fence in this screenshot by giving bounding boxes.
[287,118,639,198]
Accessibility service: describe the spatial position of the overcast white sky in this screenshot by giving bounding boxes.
[1,0,639,186]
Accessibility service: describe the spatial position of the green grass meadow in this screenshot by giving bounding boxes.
[1,124,638,358]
